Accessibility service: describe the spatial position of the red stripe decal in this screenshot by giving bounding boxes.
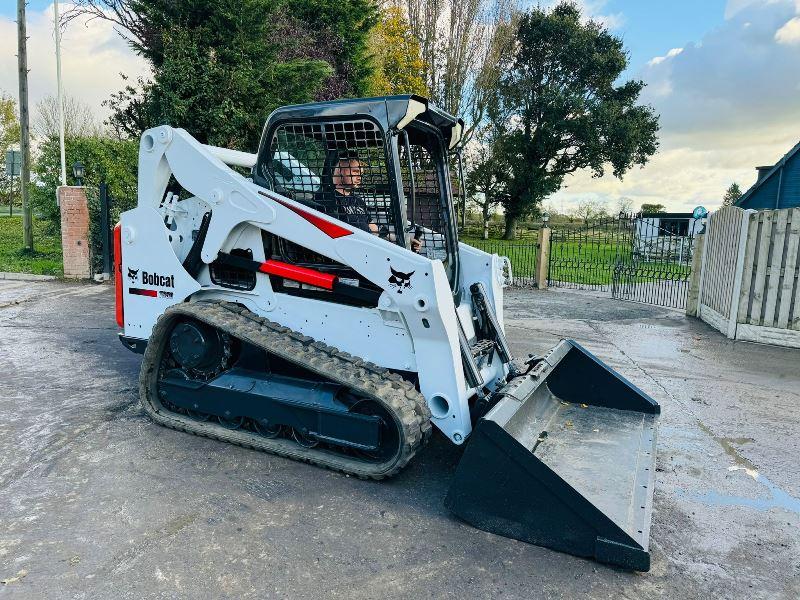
[114,223,124,327]
[130,287,158,297]
[258,259,336,290]
[258,190,353,239]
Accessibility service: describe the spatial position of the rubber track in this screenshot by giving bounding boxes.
[139,301,432,479]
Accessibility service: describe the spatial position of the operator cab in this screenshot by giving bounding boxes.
[252,96,464,301]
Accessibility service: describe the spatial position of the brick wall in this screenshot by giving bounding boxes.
[57,186,92,279]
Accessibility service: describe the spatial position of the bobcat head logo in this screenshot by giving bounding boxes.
[127,268,139,282]
[388,267,414,294]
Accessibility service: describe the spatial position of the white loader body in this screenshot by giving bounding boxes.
[119,125,511,444]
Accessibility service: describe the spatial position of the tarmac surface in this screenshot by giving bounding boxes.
[0,280,798,599]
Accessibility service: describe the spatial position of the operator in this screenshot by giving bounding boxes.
[318,154,422,252]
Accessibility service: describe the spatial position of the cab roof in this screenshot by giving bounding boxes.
[263,95,464,149]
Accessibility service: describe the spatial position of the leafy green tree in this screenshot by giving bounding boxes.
[32,135,139,273]
[640,203,666,214]
[100,0,334,149]
[286,0,379,98]
[488,2,659,239]
[367,6,427,96]
[723,182,742,206]
[75,0,378,148]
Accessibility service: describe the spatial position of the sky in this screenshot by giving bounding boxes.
[2,1,800,213]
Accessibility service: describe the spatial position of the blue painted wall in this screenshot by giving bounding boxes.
[738,145,800,210]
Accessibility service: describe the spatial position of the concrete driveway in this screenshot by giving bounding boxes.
[0,281,798,599]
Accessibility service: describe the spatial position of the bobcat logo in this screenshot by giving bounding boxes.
[127,268,139,283]
[388,267,414,294]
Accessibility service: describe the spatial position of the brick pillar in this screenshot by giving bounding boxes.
[57,186,92,279]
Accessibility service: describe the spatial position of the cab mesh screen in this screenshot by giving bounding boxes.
[399,142,450,264]
[265,120,399,242]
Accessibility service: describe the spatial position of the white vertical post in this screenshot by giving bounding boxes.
[54,0,67,186]
[727,209,754,339]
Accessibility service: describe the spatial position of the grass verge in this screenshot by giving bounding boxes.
[0,215,63,276]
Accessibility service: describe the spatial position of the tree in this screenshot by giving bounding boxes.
[0,92,21,209]
[33,94,102,139]
[466,128,509,238]
[640,203,665,214]
[488,3,659,239]
[366,6,426,96]
[403,0,517,141]
[68,0,376,148]
[723,182,742,206]
[574,198,608,224]
[616,196,634,215]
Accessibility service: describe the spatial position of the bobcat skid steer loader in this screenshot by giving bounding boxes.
[115,96,660,571]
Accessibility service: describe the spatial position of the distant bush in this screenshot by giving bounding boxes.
[32,135,138,274]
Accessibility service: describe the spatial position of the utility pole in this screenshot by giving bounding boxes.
[54,0,67,186]
[17,0,33,250]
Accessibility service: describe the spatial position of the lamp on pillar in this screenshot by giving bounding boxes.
[542,211,550,227]
[72,161,85,186]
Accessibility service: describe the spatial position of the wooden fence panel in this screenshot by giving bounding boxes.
[697,205,800,347]
[699,206,747,330]
[748,211,773,325]
[737,211,760,322]
[777,208,799,329]
[762,209,788,327]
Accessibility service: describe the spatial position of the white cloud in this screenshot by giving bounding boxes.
[775,16,800,43]
[648,47,684,67]
[554,0,800,212]
[0,3,149,125]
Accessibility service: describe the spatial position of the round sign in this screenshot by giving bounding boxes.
[692,206,708,219]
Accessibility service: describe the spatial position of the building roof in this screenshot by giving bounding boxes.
[735,140,800,210]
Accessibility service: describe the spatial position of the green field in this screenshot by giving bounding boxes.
[0,215,63,276]
[462,235,690,285]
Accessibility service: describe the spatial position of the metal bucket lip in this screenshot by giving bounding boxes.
[486,339,660,422]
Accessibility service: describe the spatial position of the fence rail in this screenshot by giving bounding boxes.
[464,238,539,285]
[548,216,635,290]
[464,212,696,309]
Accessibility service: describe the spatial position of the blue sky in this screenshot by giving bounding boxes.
[1,1,52,18]
[606,0,727,72]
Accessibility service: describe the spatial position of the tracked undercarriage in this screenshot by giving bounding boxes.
[140,301,432,479]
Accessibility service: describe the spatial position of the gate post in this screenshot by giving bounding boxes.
[686,233,705,316]
[98,182,112,280]
[535,226,551,289]
[57,185,92,279]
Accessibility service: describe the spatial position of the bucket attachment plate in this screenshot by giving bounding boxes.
[445,340,659,571]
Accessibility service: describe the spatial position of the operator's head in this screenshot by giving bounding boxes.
[332,154,362,194]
